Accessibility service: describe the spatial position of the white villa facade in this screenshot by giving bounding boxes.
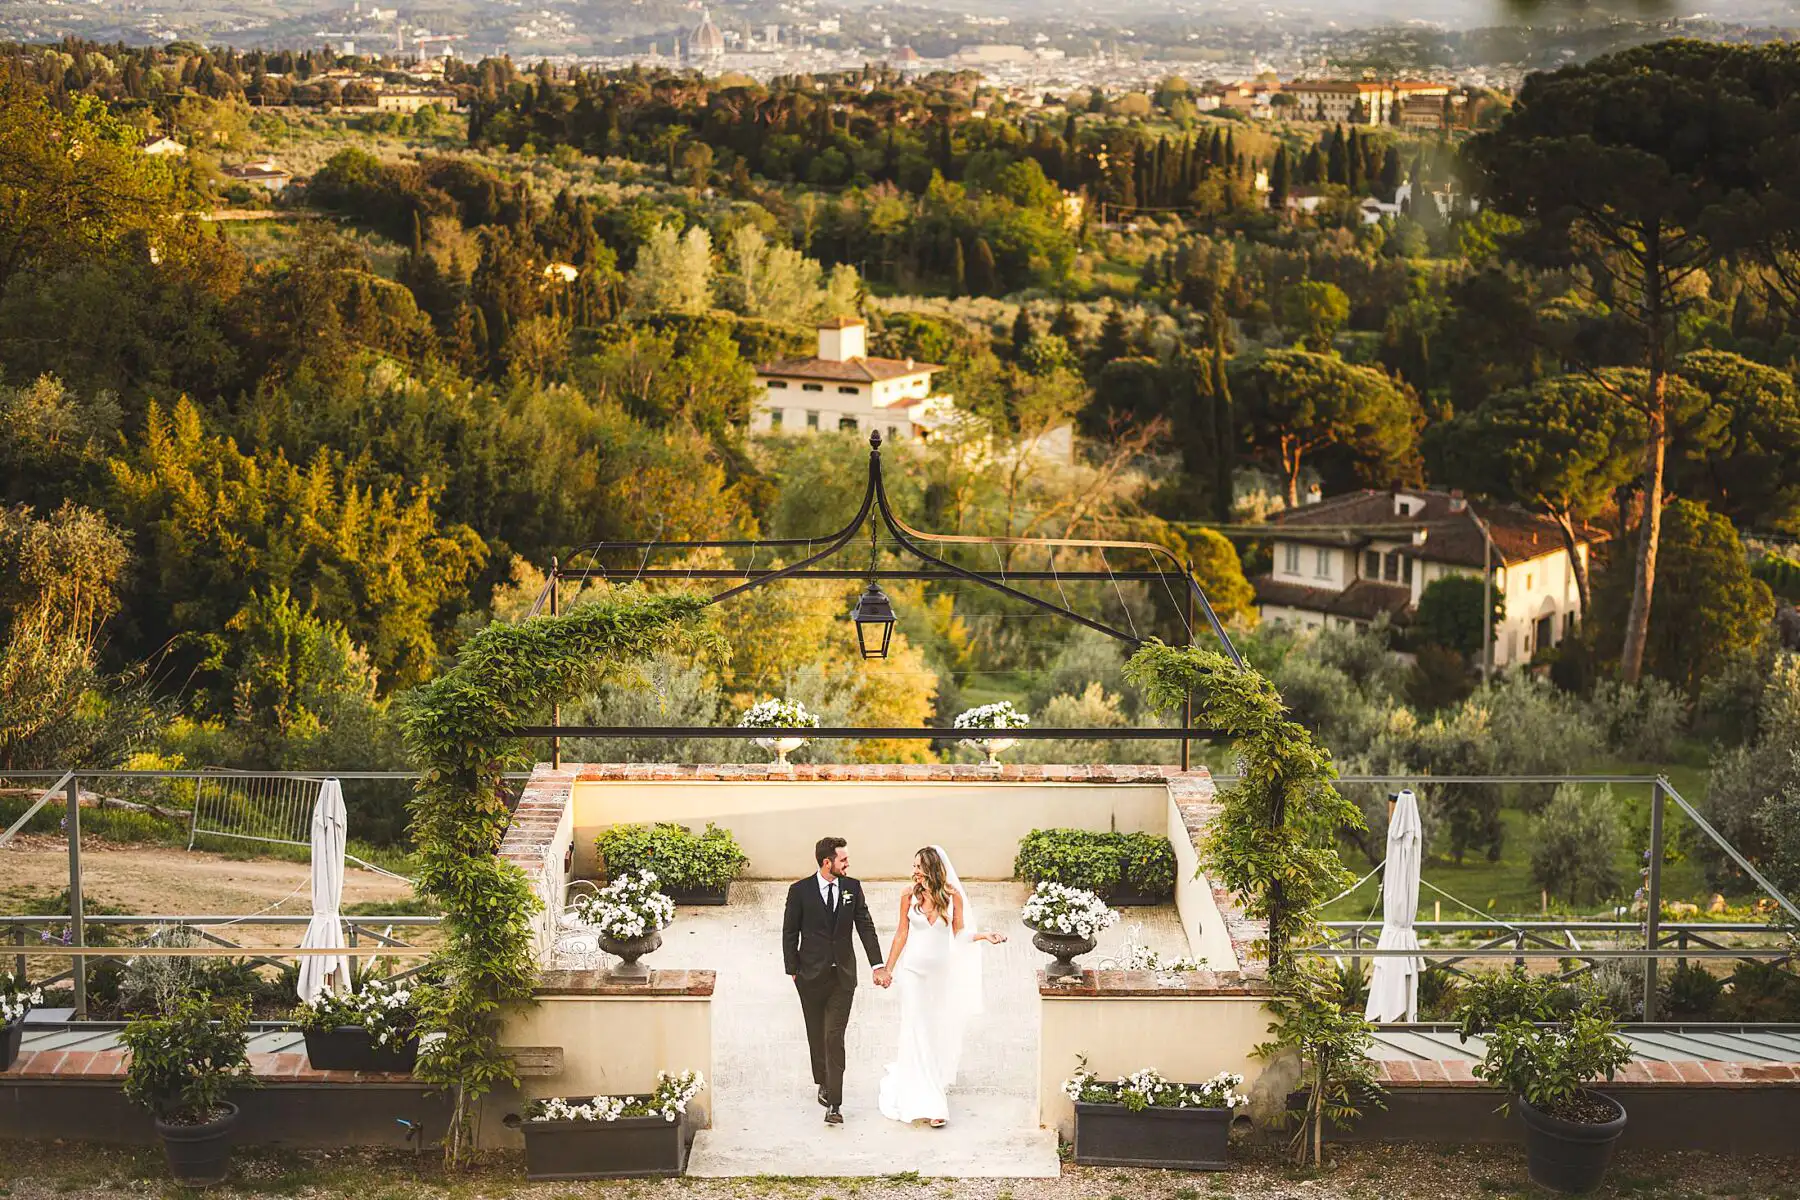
[1254,487,1603,668]
[751,318,954,442]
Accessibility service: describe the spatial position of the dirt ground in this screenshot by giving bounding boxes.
[0,834,417,946]
[0,1141,1796,1200]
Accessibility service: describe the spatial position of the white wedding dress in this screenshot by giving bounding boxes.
[879,848,981,1125]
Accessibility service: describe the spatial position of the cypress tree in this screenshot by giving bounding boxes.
[951,239,966,296]
[1269,144,1290,211]
[970,237,998,296]
[1209,318,1234,523]
[1326,125,1347,185]
[1380,145,1402,202]
[1011,306,1034,359]
[1097,306,1130,364]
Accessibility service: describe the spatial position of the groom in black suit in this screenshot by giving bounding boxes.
[783,836,887,1125]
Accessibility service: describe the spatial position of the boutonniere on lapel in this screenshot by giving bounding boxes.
[839,890,855,906]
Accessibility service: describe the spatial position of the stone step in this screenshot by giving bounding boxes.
[686,1116,1061,1179]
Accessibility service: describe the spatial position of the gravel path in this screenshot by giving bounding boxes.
[1,1141,1795,1200]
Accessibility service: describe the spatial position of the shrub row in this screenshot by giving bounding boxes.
[596,822,747,892]
[1013,829,1177,900]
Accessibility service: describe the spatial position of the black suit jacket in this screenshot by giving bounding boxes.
[783,874,883,985]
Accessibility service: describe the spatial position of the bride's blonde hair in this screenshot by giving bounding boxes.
[913,845,953,920]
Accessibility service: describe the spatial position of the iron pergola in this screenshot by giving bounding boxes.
[521,431,1243,767]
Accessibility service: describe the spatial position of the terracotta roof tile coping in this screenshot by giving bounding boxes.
[1037,968,1273,997]
[535,969,716,997]
[566,763,1205,783]
[2,1050,419,1085]
[1373,1060,1800,1088]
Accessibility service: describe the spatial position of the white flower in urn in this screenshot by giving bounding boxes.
[739,698,820,765]
[953,701,1030,765]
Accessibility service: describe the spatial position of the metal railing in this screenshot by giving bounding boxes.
[2,913,441,996]
[1293,774,1800,1022]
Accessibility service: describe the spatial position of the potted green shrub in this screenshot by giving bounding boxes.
[1013,829,1176,905]
[1257,961,1384,1168]
[120,993,255,1187]
[1062,1058,1247,1169]
[2,975,41,1072]
[518,1069,705,1180]
[1456,968,1634,1195]
[596,823,748,905]
[291,976,423,1073]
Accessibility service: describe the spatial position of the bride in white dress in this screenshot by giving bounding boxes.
[877,845,1005,1128]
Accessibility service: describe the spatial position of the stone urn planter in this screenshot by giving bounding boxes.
[752,736,807,767]
[521,1108,690,1180]
[970,737,1017,767]
[1518,1091,1627,1194]
[1026,926,1096,981]
[154,1102,240,1188]
[600,930,665,980]
[302,1026,419,1074]
[1073,1100,1233,1169]
[0,1020,22,1073]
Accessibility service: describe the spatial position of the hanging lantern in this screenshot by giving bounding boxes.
[849,581,896,660]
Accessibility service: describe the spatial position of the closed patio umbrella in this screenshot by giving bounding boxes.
[297,779,350,1003]
[1365,788,1424,1023]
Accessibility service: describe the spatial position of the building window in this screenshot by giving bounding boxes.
[806,411,819,429]
[768,379,788,389]
[838,385,860,395]
[1364,550,1380,579]
[803,383,824,392]
[1403,557,1414,585]
[1314,547,1331,579]
[1383,552,1399,583]
[770,410,783,430]
[838,416,858,431]
[1283,544,1301,574]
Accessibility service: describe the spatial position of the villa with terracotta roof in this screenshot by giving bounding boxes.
[1254,487,1606,667]
[751,317,955,442]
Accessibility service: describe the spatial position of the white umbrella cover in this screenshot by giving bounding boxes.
[297,779,350,1003]
[1365,788,1425,1023]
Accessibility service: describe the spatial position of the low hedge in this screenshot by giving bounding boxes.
[1013,829,1177,899]
[596,822,748,892]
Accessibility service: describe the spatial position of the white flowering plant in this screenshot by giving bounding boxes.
[525,1070,706,1124]
[1061,1058,1249,1113]
[574,870,676,941]
[1021,882,1118,941]
[953,701,1031,733]
[291,976,423,1047]
[1120,943,1202,973]
[1,976,42,1026]
[738,698,821,730]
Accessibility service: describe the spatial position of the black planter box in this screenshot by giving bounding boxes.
[1073,1100,1233,1170]
[302,1027,419,1074]
[663,882,731,906]
[521,1111,689,1180]
[1103,884,1173,907]
[1,1021,20,1072]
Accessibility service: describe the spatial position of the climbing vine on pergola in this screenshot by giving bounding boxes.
[403,592,715,1164]
[1126,640,1360,979]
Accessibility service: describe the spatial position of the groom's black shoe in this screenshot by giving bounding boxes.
[824,1104,843,1125]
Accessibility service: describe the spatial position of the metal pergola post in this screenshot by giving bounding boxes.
[66,773,86,1019]
[1643,777,1666,1022]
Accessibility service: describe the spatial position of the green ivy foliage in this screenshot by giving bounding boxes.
[1125,640,1361,977]
[597,822,748,891]
[403,591,714,1163]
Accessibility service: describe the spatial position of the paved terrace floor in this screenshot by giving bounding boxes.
[654,880,1191,1178]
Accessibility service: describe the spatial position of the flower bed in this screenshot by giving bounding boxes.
[1014,829,1177,904]
[596,823,747,905]
[292,977,424,1073]
[520,1071,705,1181]
[1063,1063,1248,1170]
